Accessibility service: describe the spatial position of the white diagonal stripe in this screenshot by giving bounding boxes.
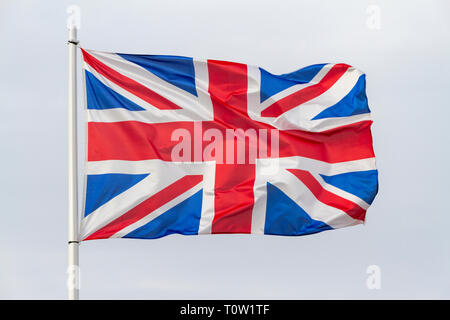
[267,169,360,229]
[111,182,203,238]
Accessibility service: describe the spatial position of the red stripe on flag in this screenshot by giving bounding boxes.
[87,121,195,161]
[207,60,255,234]
[278,120,376,163]
[88,120,375,163]
[84,175,203,240]
[261,64,351,117]
[81,49,181,110]
[212,164,255,234]
[287,169,366,221]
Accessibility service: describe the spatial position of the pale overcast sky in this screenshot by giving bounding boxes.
[1,0,449,299]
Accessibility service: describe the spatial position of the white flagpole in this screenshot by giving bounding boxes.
[67,26,80,300]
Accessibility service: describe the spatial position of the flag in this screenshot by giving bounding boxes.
[80,48,378,240]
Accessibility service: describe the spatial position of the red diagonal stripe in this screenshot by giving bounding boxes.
[81,49,181,110]
[85,175,203,240]
[287,169,366,221]
[261,63,351,117]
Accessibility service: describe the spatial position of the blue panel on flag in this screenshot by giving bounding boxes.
[312,74,370,119]
[124,189,203,239]
[85,173,149,217]
[320,170,378,204]
[118,54,198,97]
[260,64,325,103]
[85,70,146,111]
[264,182,332,236]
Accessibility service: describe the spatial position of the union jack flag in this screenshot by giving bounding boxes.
[80,49,378,240]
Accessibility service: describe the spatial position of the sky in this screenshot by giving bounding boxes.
[1,0,449,299]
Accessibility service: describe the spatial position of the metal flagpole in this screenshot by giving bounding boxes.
[67,26,80,300]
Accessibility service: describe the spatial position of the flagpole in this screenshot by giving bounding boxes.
[68,26,80,300]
